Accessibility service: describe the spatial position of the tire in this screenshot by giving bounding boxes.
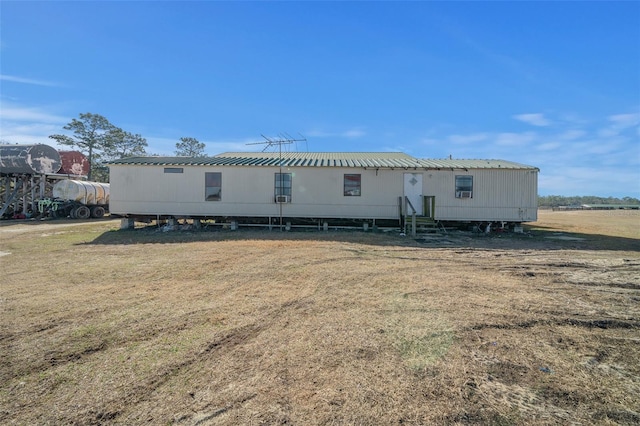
[59,206,72,218]
[75,205,91,220]
[69,208,77,219]
[91,206,105,219]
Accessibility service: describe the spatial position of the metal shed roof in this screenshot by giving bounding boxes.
[212,152,425,168]
[417,159,539,170]
[109,152,424,168]
[108,152,538,170]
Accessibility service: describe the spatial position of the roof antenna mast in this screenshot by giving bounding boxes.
[246,133,307,231]
[246,133,307,152]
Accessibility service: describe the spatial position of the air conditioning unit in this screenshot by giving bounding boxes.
[275,195,290,203]
[456,191,473,198]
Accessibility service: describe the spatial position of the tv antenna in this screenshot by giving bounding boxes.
[246,133,307,152]
[246,133,307,231]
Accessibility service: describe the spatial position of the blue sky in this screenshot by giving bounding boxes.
[1,1,639,198]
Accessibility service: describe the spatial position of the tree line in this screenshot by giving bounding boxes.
[538,195,640,207]
[48,113,206,181]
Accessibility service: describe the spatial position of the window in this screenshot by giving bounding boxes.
[344,174,361,196]
[455,175,473,198]
[275,173,292,201]
[205,172,221,201]
[164,167,183,173]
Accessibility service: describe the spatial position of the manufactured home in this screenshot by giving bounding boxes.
[108,152,538,229]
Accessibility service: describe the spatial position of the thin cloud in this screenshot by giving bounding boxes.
[0,74,60,87]
[513,113,551,127]
[558,129,586,140]
[597,128,619,138]
[448,133,488,144]
[539,165,639,197]
[597,111,640,138]
[0,103,70,145]
[0,104,68,124]
[306,127,366,139]
[342,128,366,139]
[585,139,622,155]
[558,113,589,127]
[608,112,640,128]
[495,131,537,146]
[536,142,562,151]
[0,121,63,145]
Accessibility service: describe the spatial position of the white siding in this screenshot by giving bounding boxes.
[110,165,406,219]
[424,169,538,221]
[110,164,538,222]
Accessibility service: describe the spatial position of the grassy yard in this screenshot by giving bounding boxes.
[1,211,639,424]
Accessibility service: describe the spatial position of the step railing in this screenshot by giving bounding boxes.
[404,196,417,237]
[400,196,446,236]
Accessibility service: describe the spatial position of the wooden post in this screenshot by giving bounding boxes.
[398,196,404,231]
[411,212,417,238]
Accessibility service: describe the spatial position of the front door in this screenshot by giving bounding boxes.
[403,173,423,215]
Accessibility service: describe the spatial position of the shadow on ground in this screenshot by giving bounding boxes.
[84,223,640,252]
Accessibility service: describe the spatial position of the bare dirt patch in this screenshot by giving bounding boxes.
[1,211,638,424]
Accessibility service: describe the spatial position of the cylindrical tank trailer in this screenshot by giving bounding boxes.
[53,180,109,205]
[48,180,110,219]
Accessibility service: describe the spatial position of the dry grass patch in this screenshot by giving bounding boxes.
[1,212,639,424]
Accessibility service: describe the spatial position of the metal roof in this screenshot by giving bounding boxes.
[109,152,423,168]
[417,159,539,170]
[211,152,424,168]
[108,152,538,170]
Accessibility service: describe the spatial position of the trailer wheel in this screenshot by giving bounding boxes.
[75,205,91,220]
[69,208,77,219]
[91,206,105,218]
[58,206,72,218]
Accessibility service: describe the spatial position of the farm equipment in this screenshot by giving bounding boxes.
[39,180,110,219]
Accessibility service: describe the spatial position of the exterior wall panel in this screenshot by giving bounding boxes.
[110,165,407,219]
[109,157,538,222]
[423,169,538,221]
